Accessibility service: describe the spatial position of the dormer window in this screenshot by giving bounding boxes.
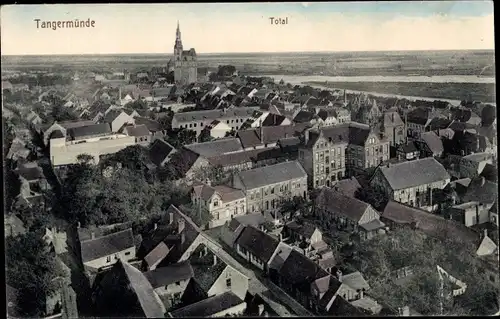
[213,200,219,207]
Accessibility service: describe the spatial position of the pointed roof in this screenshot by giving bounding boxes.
[476,234,498,257]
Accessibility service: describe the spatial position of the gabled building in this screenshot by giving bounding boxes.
[370,157,451,210]
[231,161,308,214]
[79,228,136,271]
[233,225,280,271]
[92,259,166,318]
[191,181,246,228]
[381,108,405,147]
[315,188,386,240]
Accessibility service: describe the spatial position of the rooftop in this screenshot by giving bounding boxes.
[235,160,307,190]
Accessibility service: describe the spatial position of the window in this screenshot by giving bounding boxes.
[227,120,230,124]
[189,124,192,128]
[214,200,219,207]
[125,252,131,256]
[200,122,203,127]
[331,174,337,181]
[226,278,232,288]
[215,212,220,220]
[331,160,336,169]
[325,156,330,163]
[271,187,275,194]
[106,256,111,263]
[315,153,319,161]
[176,281,181,286]
[266,201,269,210]
[194,123,197,127]
[326,167,330,174]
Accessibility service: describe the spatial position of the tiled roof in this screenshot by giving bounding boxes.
[207,147,285,167]
[332,177,361,198]
[228,213,266,231]
[134,117,162,132]
[293,110,316,123]
[103,109,124,123]
[144,261,194,288]
[315,188,371,222]
[342,271,370,291]
[114,260,166,317]
[184,138,243,158]
[124,124,150,137]
[237,123,309,148]
[235,226,280,263]
[419,131,444,155]
[277,249,329,286]
[173,107,259,124]
[67,123,111,139]
[144,241,170,269]
[149,139,175,166]
[377,157,450,190]
[57,120,95,130]
[235,161,307,190]
[463,176,498,204]
[170,291,244,318]
[381,201,479,242]
[80,228,135,263]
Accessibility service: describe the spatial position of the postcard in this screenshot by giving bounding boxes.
[2,2,498,319]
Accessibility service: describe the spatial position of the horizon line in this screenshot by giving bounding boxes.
[1,48,495,57]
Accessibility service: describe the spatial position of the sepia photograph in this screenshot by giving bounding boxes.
[1,1,498,318]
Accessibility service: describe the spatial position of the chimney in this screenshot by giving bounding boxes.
[304,129,310,144]
[169,212,174,225]
[483,229,488,239]
[77,221,81,229]
[154,223,158,231]
[181,232,185,244]
[279,233,283,242]
[336,269,343,282]
[213,254,217,266]
[391,113,395,122]
[260,119,264,144]
[359,289,364,299]
[91,232,95,240]
[119,86,122,106]
[178,219,185,234]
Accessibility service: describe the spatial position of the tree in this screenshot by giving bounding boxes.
[354,185,389,211]
[166,128,196,148]
[217,65,236,77]
[6,232,64,317]
[279,195,309,220]
[124,100,148,110]
[100,145,151,172]
[198,130,214,143]
[481,104,496,126]
[48,103,79,122]
[191,165,226,185]
[208,72,218,82]
[224,128,237,138]
[76,153,96,165]
[180,203,213,229]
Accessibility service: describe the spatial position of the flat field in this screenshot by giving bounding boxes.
[305,81,496,103]
[1,50,495,77]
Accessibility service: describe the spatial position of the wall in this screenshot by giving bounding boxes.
[207,264,249,300]
[208,196,247,229]
[358,206,379,225]
[236,244,265,271]
[212,302,247,317]
[154,278,190,297]
[83,246,136,270]
[50,135,137,166]
[111,112,135,132]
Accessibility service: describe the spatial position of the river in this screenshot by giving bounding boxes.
[262,75,495,84]
[262,74,496,106]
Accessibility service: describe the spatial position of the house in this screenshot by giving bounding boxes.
[43,120,96,145]
[206,147,286,172]
[172,107,259,137]
[184,138,243,158]
[449,201,495,227]
[232,161,308,214]
[123,124,152,146]
[382,109,405,147]
[79,228,136,271]
[134,117,165,138]
[346,123,390,176]
[461,176,498,209]
[138,205,201,268]
[200,120,232,139]
[450,108,482,126]
[448,153,494,179]
[396,141,420,161]
[144,261,194,307]
[370,157,451,210]
[149,139,176,167]
[92,259,166,318]
[103,109,135,132]
[168,291,247,317]
[49,129,136,167]
[414,131,444,158]
[184,243,249,301]
[299,125,349,188]
[6,137,31,162]
[261,113,292,127]
[315,188,386,240]
[191,181,247,228]
[4,214,27,238]
[316,109,339,126]
[26,111,43,127]
[381,201,480,243]
[237,123,309,150]
[233,225,280,271]
[406,107,444,138]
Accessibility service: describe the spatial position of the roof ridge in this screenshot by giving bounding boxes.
[82,227,132,242]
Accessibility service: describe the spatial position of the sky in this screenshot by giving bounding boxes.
[0,2,495,55]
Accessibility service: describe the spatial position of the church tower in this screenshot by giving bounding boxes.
[174,21,183,61]
[172,21,198,85]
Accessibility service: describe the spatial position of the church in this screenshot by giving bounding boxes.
[166,22,198,85]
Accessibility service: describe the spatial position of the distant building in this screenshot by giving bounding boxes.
[167,22,197,85]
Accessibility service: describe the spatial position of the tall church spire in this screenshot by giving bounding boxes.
[174,20,183,57]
